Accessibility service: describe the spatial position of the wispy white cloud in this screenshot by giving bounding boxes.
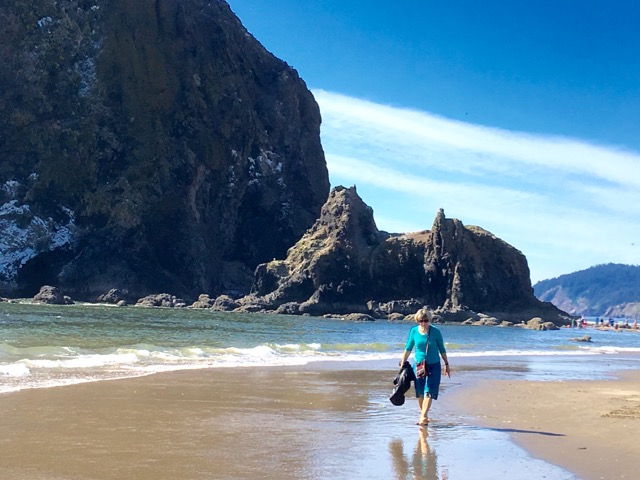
[313,89,640,282]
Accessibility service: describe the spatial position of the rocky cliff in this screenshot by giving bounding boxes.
[249,186,568,323]
[0,0,329,299]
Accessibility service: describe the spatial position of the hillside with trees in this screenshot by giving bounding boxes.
[533,264,640,317]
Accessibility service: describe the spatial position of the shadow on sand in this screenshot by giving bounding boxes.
[486,427,565,437]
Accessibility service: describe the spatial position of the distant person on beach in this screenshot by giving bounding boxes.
[400,309,450,426]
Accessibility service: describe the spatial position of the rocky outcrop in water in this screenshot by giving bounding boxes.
[135,293,187,308]
[32,285,74,305]
[0,0,329,300]
[246,186,569,324]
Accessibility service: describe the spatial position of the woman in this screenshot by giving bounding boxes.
[400,309,450,426]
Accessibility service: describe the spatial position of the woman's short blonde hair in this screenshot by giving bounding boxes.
[415,309,432,323]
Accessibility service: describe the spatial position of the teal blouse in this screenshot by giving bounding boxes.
[404,325,446,364]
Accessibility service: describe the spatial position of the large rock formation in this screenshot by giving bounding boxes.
[423,208,535,313]
[0,0,329,299]
[249,186,569,323]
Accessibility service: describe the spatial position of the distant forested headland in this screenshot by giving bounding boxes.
[534,263,640,317]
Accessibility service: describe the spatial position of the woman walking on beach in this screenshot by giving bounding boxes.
[400,309,450,426]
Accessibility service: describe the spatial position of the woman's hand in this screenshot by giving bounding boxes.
[444,363,451,378]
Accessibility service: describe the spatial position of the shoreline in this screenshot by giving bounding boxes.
[5,299,640,396]
[2,357,638,479]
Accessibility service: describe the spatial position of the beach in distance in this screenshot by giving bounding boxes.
[1,303,639,479]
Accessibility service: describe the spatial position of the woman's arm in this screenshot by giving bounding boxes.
[400,327,415,365]
[437,330,451,377]
[440,351,451,377]
[400,349,411,365]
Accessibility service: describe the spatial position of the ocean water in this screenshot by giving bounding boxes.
[2,301,640,393]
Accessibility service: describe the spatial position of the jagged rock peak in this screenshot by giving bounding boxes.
[251,186,387,304]
[433,207,447,227]
[424,212,534,311]
[302,185,381,245]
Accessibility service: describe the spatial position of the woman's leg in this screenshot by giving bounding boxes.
[419,364,441,425]
[418,395,432,424]
[415,376,427,424]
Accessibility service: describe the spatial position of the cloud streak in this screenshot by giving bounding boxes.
[313,89,640,283]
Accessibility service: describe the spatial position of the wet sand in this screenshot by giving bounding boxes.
[1,359,631,480]
[449,368,640,480]
[1,364,435,480]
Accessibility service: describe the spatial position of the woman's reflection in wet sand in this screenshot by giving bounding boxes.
[389,427,448,480]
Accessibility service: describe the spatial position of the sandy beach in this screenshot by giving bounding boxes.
[0,359,638,479]
[449,368,640,480]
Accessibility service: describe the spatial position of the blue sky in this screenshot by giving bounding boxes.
[226,0,640,283]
